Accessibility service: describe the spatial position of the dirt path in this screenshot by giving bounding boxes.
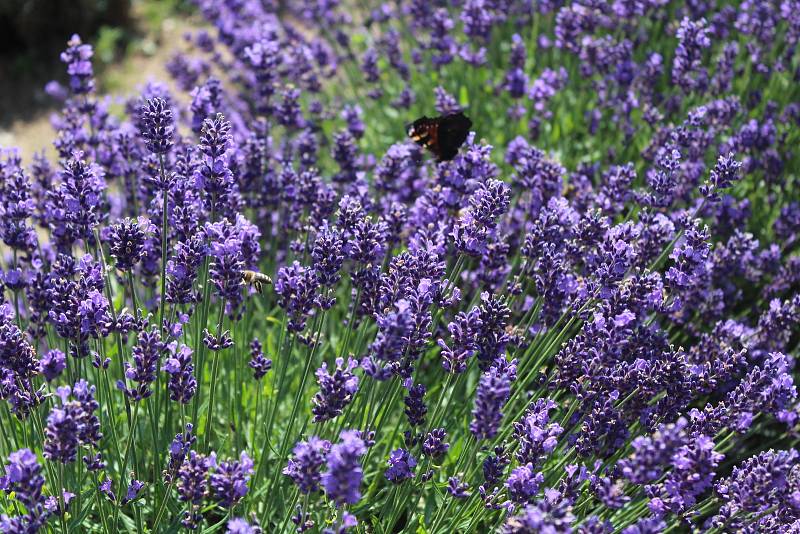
[0,13,202,160]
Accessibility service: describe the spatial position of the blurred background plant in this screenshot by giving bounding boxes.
[0,0,192,155]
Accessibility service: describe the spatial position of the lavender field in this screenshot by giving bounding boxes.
[1,0,800,532]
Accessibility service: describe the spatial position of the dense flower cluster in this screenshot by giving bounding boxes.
[1,1,799,532]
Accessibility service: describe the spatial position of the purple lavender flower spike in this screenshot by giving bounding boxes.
[38,350,66,382]
[322,430,366,506]
[312,357,359,423]
[162,343,197,404]
[342,105,365,139]
[121,479,145,505]
[505,463,544,504]
[447,477,470,499]
[471,360,515,440]
[331,130,360,184]
[99,476,116,502]
[665,220,710,290]
[701,152,742,201]
[422,428,449,459]
[209,451,254,508]
[248,338,272,380]
[167,233,206,305]
[434,86,462,115]
[513,399,563,467]
[177,451,212,529]
[503,490,575,532]
[275,261,320,333]
[108,217,154,271]
[42,380,103,469]
[0,449,48,529]
[60,34,94,95]
[384,448,417,484]
[43,403,80,465]
[140,97,175,155]
[117,324,164,401]
[277,86,304,129]
[312,223,344,288]
[403,383,427,427]
[227,516,263,534]
[164,424,195,483]
[284,436,331,494]
[672,17,711,93]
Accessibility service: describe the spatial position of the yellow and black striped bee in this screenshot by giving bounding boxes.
[241,270,272,294]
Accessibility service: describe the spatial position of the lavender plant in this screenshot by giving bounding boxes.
[1,1,800,532]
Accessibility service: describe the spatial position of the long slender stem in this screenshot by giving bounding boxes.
[202,304,226,452]
[157,154,170,336]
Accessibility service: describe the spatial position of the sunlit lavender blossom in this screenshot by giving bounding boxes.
[322,430,366,506]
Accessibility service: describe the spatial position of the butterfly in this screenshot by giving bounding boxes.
[407,111,472,161]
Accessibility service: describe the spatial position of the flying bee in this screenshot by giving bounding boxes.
[241,270,272,294]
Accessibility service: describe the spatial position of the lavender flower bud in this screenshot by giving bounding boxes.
[403,384,427,427]
[140,97,175,155]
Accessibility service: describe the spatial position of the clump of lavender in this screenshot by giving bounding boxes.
[2,6,800,534]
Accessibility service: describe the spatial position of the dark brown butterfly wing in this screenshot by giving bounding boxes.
[437,112,472,161]
[407,112,471,161]
[407,116,440,157]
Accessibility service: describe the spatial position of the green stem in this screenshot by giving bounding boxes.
[202,304,226,452]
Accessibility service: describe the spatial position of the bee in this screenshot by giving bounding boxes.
[241,270,272,294]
